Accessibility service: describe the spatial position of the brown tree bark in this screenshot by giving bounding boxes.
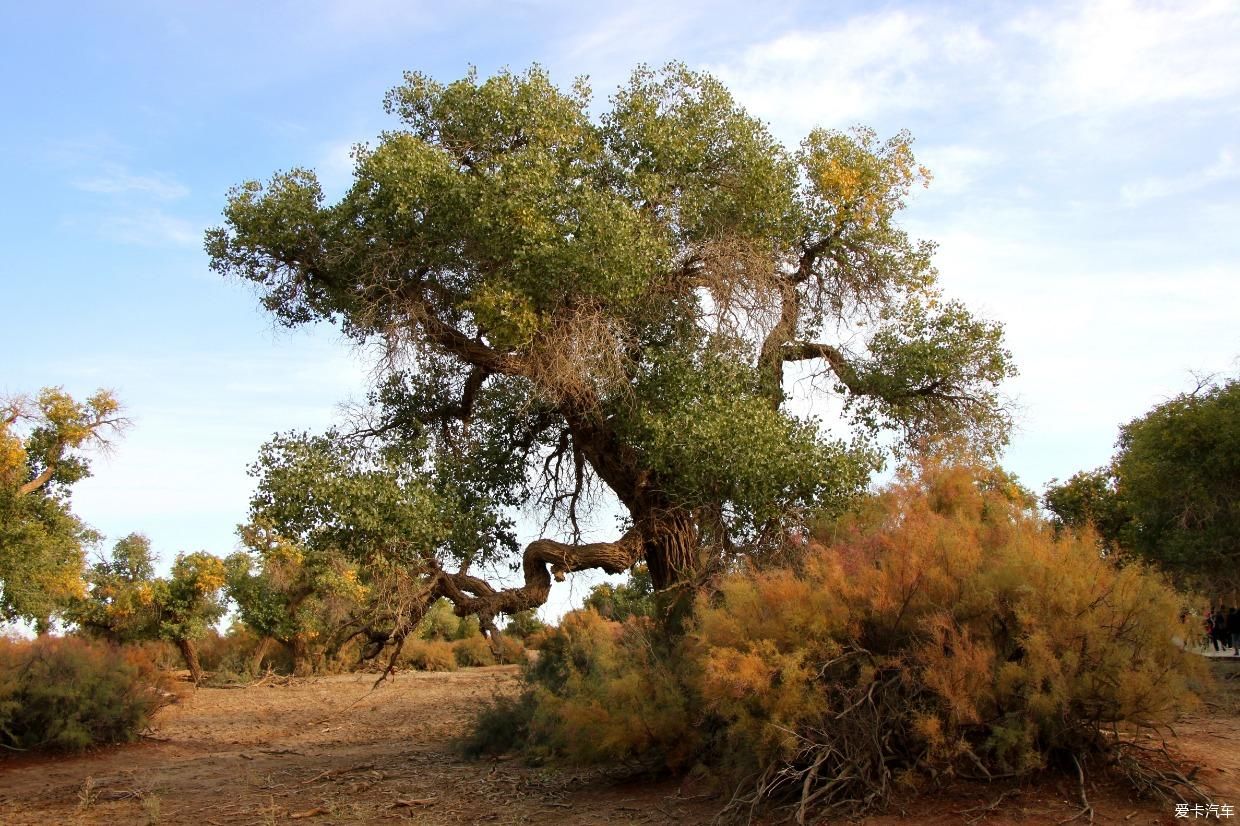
[249,636,273,675]
[177,638,204,684]
[290,635,313,677]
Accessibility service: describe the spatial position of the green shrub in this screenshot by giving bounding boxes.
[468,610,693,767]
[400,639,458,671]
[0,636,173,752]
[452,634,495,667]
[461,691,541,760]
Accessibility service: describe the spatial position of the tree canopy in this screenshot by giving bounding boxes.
[1045,375,1239,577]
[0,388,126,629]
[73,533,227,682]
[207,64,1015,626]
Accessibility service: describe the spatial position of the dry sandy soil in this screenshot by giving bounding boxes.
[1,662,1237,825]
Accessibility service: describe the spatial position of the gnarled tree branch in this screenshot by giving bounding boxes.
[434,528,644,624]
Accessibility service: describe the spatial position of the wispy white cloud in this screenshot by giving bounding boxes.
[1120,148,1240,206]
[95,208,201,247]
[711,10,976,139]
[74,163,189,200]
[709,0,1240,141]
[1010,0,1240,118]
[917,145,1003,195]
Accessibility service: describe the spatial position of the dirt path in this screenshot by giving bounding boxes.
[0,664,1236,825]
[0,667,714,825]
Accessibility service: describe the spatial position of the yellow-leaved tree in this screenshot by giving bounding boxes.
[0,388,126,631]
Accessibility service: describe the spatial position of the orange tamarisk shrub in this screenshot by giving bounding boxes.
[470,459,1205,821]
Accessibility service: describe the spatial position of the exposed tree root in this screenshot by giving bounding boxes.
[1056,754,1093,825]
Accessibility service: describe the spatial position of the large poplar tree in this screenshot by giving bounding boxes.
[207,64,1014,629]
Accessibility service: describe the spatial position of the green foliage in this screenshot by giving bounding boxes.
[228,429,466,675]
[1045,375,1240,577]
[72,536,226,678]
[0,636,171,752]
[617,346,877,533]
[0,387,125,627]
[416,598,460,641]
[1114,377,1239,571]
[1043,469,1126,550]
[582,564,656,620]
[502,608,546,639]
[157,551,228,647]
[209,62,1015,605]
[0,490,94,628]
[71,533,162,643]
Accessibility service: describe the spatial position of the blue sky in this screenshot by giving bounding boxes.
[2,1,1238,616]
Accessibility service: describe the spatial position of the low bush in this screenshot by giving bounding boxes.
[523,627,553,651]
[492,633,526,665]
[462,691,541,760]
[196,625,260,674]
[468,460,1206,820]
[400,639,458,671]
[453,634,495,668]
[124,639,183,671]
[0,636,173,752]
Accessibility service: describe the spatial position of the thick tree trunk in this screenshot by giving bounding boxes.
[290,635,313,677]
[177,638,204,684]
[249,636,273,675]
[639,509,701,590]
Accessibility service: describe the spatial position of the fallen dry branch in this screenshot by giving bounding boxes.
[290,805,330,819]
[953,789,1022,825]
[298,762,377,786]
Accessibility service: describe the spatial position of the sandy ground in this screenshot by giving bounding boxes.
[1,662,1237,825]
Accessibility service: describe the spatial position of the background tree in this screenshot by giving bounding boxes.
[207,64,1015,627]
[73,534,227,683]
[72,533,161,644]
[583,563,655,620]
[1042,469,1126,552]
[227,430,498,673]
[157,551,228,684]
[1045,375,1239,578]
[226,527,367,676]
[0,388,126,630]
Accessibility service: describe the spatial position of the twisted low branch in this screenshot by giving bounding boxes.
[435,528,645,625]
